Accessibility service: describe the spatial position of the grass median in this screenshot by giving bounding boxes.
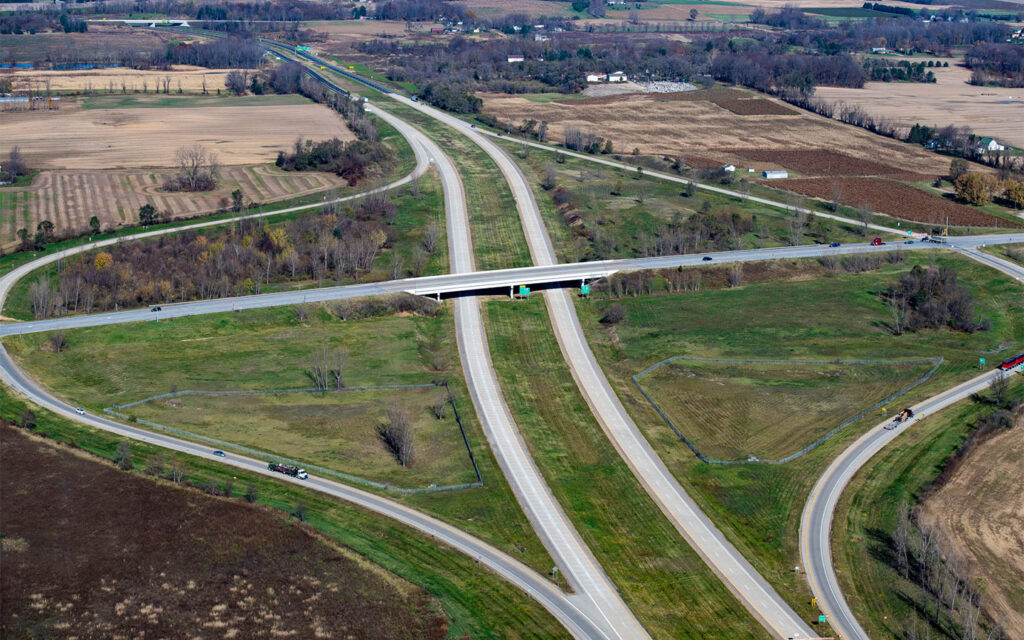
[485,295,770,639]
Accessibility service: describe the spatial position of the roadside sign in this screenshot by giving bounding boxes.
[818,615,827,623]
[581,284,591,295]
[519,285,530,297]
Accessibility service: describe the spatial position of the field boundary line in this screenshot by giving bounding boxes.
[632,355,943,464]
[105,382,484,494]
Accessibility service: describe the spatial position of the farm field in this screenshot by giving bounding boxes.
[126,387,480,490]
[0,95,353,169]
[3,304,561,585]
[815,63,1024,149]
[834,380,1024,640]
[479,87,956,176]
[780,177,1020,228]
[918,407,1024,636]
[0,424,449,640]
[2,65,256,96]
[575,252,1024,624]
[637,358,937,462]
[0,165,348,242]
[0,27,167,62]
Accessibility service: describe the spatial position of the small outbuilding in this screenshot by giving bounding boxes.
[762,170,788,179]
[507,54,525,63]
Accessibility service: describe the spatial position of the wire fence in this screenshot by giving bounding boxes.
[106,382,484,494]
[632,355,944,465]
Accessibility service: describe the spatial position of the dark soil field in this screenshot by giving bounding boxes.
[711,98,798,116]
[780,177,1021,228]
[736,149,909,177]
[0,424,449,640]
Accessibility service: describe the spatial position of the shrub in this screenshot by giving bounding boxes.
[600,303,627,324]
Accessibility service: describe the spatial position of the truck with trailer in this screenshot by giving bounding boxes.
[268,462,308,479]
[871,237,884,246]
[999,352,1024,371]
[884,407,915,430]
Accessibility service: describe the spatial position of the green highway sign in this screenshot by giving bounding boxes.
[519,286,530,296]
[581,284,591,295]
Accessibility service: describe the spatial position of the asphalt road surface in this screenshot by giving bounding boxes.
[3,236,1018,338]
[800,367,1020,640]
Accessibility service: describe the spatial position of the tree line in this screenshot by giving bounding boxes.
[27,193,412,319]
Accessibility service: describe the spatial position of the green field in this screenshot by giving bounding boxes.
[804,7,899,18]
[127,387,478,489]
[833,378,1023,639]
[485,297,769,639]
[4,303,560,585]
[81,93,311,109]
[575,252,1024,627]
[638,358,938,462]
[982,242,1024,267]
[0,387,570,640]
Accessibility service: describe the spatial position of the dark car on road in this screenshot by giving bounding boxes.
[212,450,226,457]
[702,256,712,261]
[829,242,841,247]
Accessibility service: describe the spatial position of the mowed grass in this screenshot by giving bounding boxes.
[833,378,1024,639]
[370,96,532,271]
[485,296,770,639]
[575,252,1024,626]
[0,387,570,640]
[639,359,936,461]
[129,387,478,489]
[982,242,1024,267]
[3,303,559,583]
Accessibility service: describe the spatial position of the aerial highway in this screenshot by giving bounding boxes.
[6,30,1024,640]
[369,103,649,639]
[800,367,1017,640]
[398,92,818,639]
[2,235,1017,338]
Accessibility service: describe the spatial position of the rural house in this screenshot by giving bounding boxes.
[507,54,525,63]
[976,137,1005,153]
[608,71,628,83]
[585,72,604,83]
[721,164,736,172]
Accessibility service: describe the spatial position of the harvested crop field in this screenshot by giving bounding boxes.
[0,96,353,169]
[0,166,347,242]
[918,412,1024,637]
[480,87,954,176]
[780,177,1020,228]
[815,62,1024,149]
[3,65,254,95]
[734,149,924,178]
[0,424,449,640]
[0,27,167,62]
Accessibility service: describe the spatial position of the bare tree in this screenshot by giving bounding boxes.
[244,483,258,503]
[309,342,346,390]
[893,501,911,578]
[990,371,1009,406]
[728,264,743,287]
[166,144,218,192]
[378,402,414,466]
[422,220,440,254]
[6,146,27,182]
[225,70,247,95]
[888,292,908,335]
[856,205,872,236]
[391,254,405,280]
[170,459,186,484]
[543,164,557,190]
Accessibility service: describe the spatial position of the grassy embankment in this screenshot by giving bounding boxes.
[3,304,561,586]
[575,251,1024,630]
[833,376,1024,640]
[0,388,570,640]
[981,242,1024,267]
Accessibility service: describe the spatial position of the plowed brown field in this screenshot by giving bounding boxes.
[0,166,347,243]
[0,424,448,640]
[780,177,1020,228]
